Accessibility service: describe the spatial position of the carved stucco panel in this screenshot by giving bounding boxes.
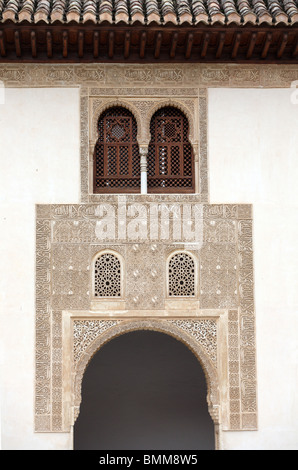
[35,218,52,432]
[237,219,257,429]
[125,242,166,310]
[35,202,256,434]
[1,63,296,88]
[73,320,121,364]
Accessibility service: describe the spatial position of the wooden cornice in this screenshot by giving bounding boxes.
[0,23,297,63]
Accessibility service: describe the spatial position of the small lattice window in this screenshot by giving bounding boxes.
[94,253,121,297]
[148,107,195,193]
[168,252,196,297]
[93,106,140,193]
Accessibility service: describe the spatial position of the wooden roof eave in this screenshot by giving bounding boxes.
[0,19,297,63]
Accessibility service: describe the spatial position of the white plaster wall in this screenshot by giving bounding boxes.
[208,88,298,450]
[0,88,80,449]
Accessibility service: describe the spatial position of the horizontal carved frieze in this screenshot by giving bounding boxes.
[0,64,297,88]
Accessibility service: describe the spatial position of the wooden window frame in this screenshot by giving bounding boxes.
[147,106,195,194]
[93,106,140,194]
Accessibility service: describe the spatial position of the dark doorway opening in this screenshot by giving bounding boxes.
[74,330,215,450]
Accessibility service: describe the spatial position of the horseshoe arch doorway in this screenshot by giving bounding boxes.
[74,330,215,450]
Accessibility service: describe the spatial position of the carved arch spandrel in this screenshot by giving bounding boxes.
[91,99,143,144]
[90,98,197,149]
[72,319,220,428]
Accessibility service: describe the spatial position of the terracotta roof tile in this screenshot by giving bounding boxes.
[0,0,297,25]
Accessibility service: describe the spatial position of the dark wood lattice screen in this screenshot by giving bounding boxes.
[93,106,140,193]
[148,107,195,193]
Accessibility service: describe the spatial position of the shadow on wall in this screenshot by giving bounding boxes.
[74,330,214,450]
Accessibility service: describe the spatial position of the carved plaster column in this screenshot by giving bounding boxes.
[192,143,199,194]
[140,146,148,194]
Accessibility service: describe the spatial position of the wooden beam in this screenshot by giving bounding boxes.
[170,32,178,59]
[185,32,193,59]
[62,30,68,58]
[216,32,225,59]
[78,31,84,58]
[261,32,272,59]
[93,31,99,58]
[124,31,130,59]
[108,31,114,58]
[277,32,288,59]
[292,35,298,58]
[231,32,241,59]
[14,30,21,58]
[201,32,210,58]
[140,31,146,59]
[154,31,162,59]
[31,30,37,58]
[46,31,52,58]
[0,31,6,57]
[1,23,298,64]
[246,32,257,59]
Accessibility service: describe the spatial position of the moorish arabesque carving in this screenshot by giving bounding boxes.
[0,63,297,88]
[93,252,122,298]
[168,252,196,297]
[35,200,257,437]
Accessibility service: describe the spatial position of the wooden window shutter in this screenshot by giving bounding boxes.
[147,106,195,193]
[93,106,140,193]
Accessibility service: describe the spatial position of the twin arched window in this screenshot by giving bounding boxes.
[93,251,196,299]
[93,106,194,194]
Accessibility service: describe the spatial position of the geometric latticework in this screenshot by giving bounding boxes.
[148,106,195,193]
[93,106,140,193]
[168,252,196,297]
[94,253,121,297]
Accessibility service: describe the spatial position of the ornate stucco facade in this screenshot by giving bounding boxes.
[36,199,255,437]
[1,62,298,450]
[26,63,262,444]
